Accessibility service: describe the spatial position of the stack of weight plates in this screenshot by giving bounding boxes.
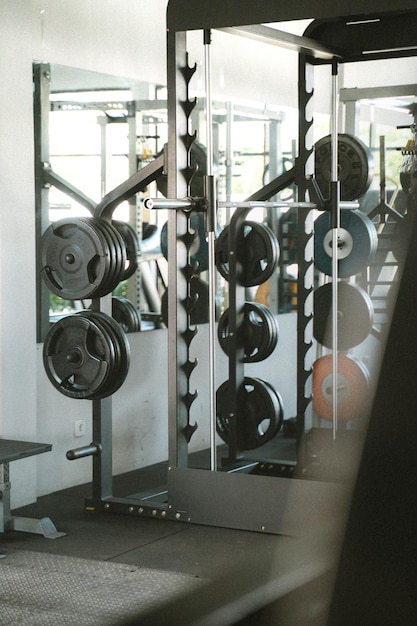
[43,310,130,400]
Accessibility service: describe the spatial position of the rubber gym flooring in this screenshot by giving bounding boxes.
[0,441,305,625]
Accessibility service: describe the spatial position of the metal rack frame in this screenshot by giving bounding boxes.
[160,2,417,533]
[36,2,417,534]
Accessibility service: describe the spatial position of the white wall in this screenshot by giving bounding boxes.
[0,0,168,507]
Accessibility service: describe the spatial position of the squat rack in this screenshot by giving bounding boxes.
[49,1,417,534]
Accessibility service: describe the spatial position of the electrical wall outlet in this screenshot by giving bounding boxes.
[73,418,87,438]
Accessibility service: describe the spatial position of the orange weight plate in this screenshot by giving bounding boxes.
[312,354,370,423]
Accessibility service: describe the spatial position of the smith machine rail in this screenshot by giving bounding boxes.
[38,3,417,534]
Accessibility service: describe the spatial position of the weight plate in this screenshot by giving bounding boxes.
[112,296,141,333]
[94,219,127,296]
[77,310,130,398]
[215,221,279,287]
[312,354,370,423]
[43,313,114,399]
[80,218,117,299]
[113,220,139,280]
[315,133,374,201]
[313,281,374,350]
[161,212,209,273]
[314,209,377,277]
[40,217,111,300]
[218,302,279,362]
[216,377,283,449]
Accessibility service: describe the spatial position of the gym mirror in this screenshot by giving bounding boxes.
[34,62,168,342]
[34,59,302,345]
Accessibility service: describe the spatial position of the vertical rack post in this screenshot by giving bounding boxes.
[166,29,191,470]
[91,397,113,502]
[296,53,316,458]
[33,62,52,343]
[90,295,113,503]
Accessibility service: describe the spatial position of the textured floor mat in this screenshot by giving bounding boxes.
[0,550,203,625]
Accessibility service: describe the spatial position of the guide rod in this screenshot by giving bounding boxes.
[204,29,218,472]
[331,61,340,440]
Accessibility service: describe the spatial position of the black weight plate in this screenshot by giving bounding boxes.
[315,133,374,201]
[40,217,111,300]
[112,296,141,333]
[161,212,209,273]
[215,221,279,287]
[214,225,230,281]
[112,220,139,280]
[313,281,374,350]
[43,313,114,399]
[238,377,283,449]
[75,311,120,399]
[216,377,283,450]
[78,310,130,398]
[314,209,377,277]
[217,302,279,362]
[106,220,127,288]
[241,222,279,287]
[77,217,116,299]
[94,219,126,296]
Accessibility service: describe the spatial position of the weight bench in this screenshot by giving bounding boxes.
[0,439,65,539]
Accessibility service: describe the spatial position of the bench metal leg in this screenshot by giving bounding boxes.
[0,463,65,539]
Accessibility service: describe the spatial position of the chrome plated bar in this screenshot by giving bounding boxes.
[143,197,196,211]
[331,62,340,440]
[204,29,217,472]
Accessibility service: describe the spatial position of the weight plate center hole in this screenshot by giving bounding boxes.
[67,347,84,368]
[323,228,353,260]
[61,245,83,272]
[322,373,349,403]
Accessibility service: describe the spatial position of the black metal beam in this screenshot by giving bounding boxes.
[219,24,341,61]
[94,152,165,220]
[43,167,96,214]
[305,11,417,63]
[167,0,417,32]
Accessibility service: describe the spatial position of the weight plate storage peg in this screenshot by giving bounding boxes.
[216,377,284,449]
[217,302,279,362]
[315,133,374,201]
[312,354,370,423]
[313,281,374,350]
[160,212,209,273]
[43,311,130,400]
[215,221,279,287]
[161,276,213,326]
[314,209,377,278]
